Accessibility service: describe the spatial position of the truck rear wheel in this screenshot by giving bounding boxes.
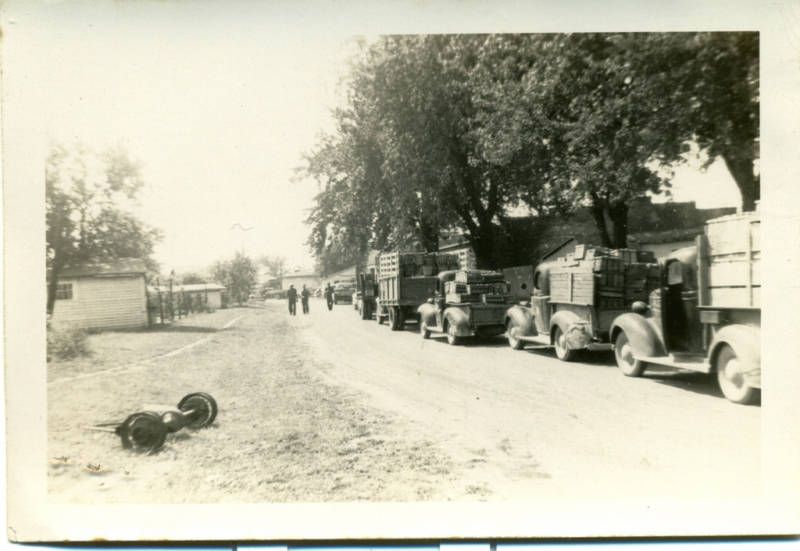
[506,320,524,350]
[553,326,578,362]
[614,330,644,377]
[389,307,404,331]
[716,344,759,404]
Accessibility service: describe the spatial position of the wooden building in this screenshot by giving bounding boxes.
[49,258,148,331]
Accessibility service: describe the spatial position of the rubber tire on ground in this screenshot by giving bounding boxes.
[376,307,384,324]
[117,411,167,453]
[446,322,460,346]
[178,392,219,428]
[613,330,645,377]
[715,344,759,404]
[553,326,578,362]
[420,321,431,339]
[506,320,524,350]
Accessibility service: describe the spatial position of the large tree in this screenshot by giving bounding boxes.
[683,32,759,210]
[46,144,162,314]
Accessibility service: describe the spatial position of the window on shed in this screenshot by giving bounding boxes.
[55,283,73,300]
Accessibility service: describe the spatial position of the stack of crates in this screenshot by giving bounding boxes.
[378,252,459,279]
[549,245,660,309]
[446,270,508,304]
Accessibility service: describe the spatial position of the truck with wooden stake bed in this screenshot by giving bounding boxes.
[609,210,761,404]
[374,251,460,330]
[417,269,515,345]
[504,245,661,361]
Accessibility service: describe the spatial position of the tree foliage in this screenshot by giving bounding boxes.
[46,144,162,313]
[212,252,258,305]
[302,32,759,260]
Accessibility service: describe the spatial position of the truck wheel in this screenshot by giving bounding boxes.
[359,302,369,320]
[553,326,577,362]
[614,330,644,377]
[446,322,460,346]
[376,306,384,324]
[716,344,758,404]
[420,321,431,339]
[389,307,401,331]
[506,320,524,350]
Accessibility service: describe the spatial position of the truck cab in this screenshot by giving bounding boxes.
[609,211,761,404]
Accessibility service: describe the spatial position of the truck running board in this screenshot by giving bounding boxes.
[635,355,711,373]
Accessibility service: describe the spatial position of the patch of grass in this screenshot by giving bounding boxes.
[47,326,91,361]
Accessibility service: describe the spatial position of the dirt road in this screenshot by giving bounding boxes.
[47,300,760,503]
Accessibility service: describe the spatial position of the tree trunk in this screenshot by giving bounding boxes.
[418,218,439,252]
[590,201,628,249]
[590,204,613,248]
[608,202,629,248]
[722,153,759,211]
[47,268,60,315]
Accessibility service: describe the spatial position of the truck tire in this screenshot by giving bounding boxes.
[614,330,645,377]
[420,321,431,339]
[553,326,578,362]
[716,344,759,404]
[446,322,460,346]
[360,301,370,320]
[389,307,404,331]
[376,305,384,324]
[506,320,524,350]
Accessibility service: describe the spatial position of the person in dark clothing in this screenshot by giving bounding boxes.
[324,282,334,311]
[300,285,311,314]
[287,284,298,316]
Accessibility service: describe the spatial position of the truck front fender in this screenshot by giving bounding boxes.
[505,305,537,337]
[609,313,666,358]
[709,324,761,388]
[549,309,591,348]
[417,302,439,327]
[443,306,472,337]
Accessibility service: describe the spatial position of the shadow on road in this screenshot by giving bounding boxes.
[641,369,743,402]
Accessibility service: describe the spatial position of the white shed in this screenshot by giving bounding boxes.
[49,258,148,331]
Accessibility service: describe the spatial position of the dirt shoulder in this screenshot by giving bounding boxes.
[48,303,455,503]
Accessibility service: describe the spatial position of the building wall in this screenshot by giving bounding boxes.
[281,275,322,291]
[639,240,696,260]
[51,275,148,330]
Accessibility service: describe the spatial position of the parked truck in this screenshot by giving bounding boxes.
[504,245,660,361]
[332,277,356,305]
[374,251,460,330]
[609,210,761,404]
[418,269,514,345]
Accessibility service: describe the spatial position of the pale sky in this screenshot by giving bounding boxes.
[5,1,744,275]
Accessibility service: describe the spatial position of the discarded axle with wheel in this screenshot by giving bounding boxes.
[84,392,218,453]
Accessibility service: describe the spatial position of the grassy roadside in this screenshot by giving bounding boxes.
[47,307,252,383]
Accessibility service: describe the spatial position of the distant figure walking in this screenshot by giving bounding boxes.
[301,285,311,314]
[287,284,298,316]
[324,282,334,311]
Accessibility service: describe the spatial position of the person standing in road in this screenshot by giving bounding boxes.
[324,282,334,311]
[287,284,298,316]
[301,284,311,314]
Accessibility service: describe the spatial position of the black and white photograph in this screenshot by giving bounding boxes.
[3,0,799,543]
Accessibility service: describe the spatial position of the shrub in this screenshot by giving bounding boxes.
[47,326,91,361]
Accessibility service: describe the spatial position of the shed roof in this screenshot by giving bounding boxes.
[58,258,147,278]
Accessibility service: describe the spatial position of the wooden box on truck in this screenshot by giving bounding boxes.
[700,212,760,308]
